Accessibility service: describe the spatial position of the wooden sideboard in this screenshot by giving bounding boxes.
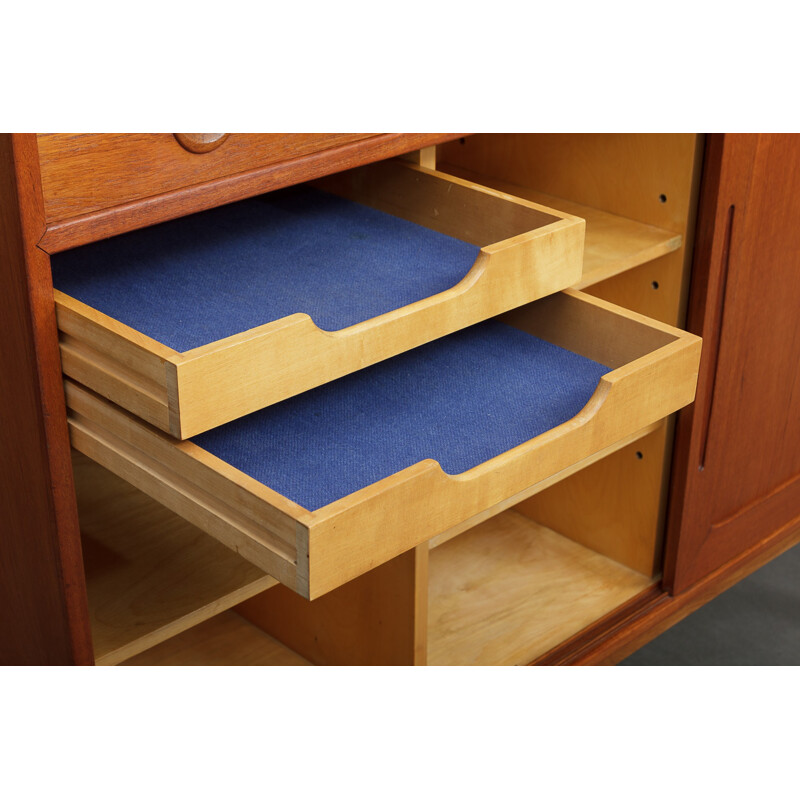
[1,133,798,665]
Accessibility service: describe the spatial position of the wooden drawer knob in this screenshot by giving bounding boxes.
[174,133,230,154]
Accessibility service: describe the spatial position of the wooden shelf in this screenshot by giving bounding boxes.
[437,163,682,290]
[427,510,655,665]
[121,611,310,666]
[73,453,278,665]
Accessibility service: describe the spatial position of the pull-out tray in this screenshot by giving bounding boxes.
[53,160,583,438]
[65,290,701,599]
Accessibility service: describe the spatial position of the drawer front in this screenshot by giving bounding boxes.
[38,133,376,223]
[53,160,583,438]
[65,290,701,600]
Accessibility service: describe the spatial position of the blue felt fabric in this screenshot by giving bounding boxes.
[50,186,481,352]
[193,321,608,511]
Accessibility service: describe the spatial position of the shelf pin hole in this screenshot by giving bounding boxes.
[635,451,644,460]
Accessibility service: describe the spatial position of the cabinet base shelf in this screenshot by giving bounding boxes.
[428,510,656,665]
[121,611,310,666]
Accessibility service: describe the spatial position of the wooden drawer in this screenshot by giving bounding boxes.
[65,290,701,600]
[52,160,583,438]
[38,133,376,222]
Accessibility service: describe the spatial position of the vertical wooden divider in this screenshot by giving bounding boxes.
[235,546,429,665]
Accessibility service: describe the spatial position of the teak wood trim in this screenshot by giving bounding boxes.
[38,134,465,252]
[663,133,800,593]
[0,134,93,665]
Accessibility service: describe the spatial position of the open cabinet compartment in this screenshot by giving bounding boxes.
[65,289,701,601]
[52,159,583,439]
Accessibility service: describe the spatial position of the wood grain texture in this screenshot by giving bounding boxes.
[439,134,699,233]
[436,164,683,289]
[173,133,230,154]
[518,425,670,576]
[427,511,654,665]
[428,421,662,550]
[65,382,305,592]
[122,611,310,666]
[39,133,464,252]
[65,290,700,600]
[440,134,704,584]
[665,133,800,592]
[537,514,800,665]
[0,134,93,665]
[236,546,428,665]
[39,133,375,220]
[73,452,277,665]
[56,160,583,438]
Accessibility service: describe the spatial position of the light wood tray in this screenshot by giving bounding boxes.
[65,290,701,600]
[55,160,584,438]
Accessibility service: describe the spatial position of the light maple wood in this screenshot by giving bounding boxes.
[55,159,584,439]
[440,135,704,580]
[236,545,429,665]
[427,420,662,550]
[73,452,277,665]
[518,425,670,576]
[65,290,701,601]
[427,511,654,665]
[437,164,683,289]
[122,611,311,666]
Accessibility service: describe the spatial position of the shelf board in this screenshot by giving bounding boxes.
[428,510,655,665]
[121,611,311,666]
[73,452,278,665]
[437,163,682,289]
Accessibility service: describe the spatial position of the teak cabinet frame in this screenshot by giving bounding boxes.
[1,133,798,665]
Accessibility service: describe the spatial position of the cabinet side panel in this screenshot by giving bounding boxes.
[0,134,93,665]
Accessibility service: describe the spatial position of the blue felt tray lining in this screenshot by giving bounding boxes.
[193,320,609,511]
[51,185,482,352]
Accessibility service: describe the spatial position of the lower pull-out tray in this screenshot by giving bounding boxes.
[66,290,701,599]
[53,159,582,439]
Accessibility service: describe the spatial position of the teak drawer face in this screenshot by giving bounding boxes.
[53,160,584,438]
[37,133,376,222]
[65,290,702,600]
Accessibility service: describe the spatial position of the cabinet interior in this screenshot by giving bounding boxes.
[73,134,703,666]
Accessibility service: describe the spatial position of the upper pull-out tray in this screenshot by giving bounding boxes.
[66,290,701,600]
[52,160,584,438]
